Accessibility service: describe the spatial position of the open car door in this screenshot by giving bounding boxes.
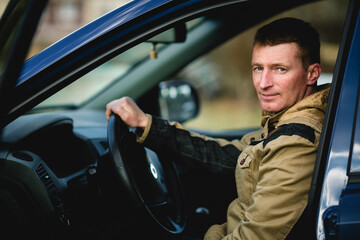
[0,0,48,129]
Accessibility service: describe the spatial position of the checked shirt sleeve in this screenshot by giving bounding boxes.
[136,115,247,174]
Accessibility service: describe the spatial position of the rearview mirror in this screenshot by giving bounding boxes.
[147,23,186,43]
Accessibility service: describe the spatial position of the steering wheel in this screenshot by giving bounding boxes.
[107,113,186,235]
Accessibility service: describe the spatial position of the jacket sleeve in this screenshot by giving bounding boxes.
[136,115,249,174]
[207,130,318,240]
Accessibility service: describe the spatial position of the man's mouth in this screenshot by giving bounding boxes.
[259,92,278,100]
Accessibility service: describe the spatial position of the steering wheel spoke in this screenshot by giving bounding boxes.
[107,114,186,235]
[148,200,185,232]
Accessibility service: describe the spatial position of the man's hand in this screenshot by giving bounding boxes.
[106,97,148,129]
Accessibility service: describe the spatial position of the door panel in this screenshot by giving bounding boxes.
[317,0,360,239]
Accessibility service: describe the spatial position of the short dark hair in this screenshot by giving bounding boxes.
[254,17,320,70]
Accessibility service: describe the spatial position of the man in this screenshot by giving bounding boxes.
[106,17,330,239]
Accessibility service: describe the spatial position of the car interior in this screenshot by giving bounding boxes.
[0,0,348,239]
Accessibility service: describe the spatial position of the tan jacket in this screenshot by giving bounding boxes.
[138,84,330,240]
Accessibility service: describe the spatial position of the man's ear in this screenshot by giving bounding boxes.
[307,63,321,85]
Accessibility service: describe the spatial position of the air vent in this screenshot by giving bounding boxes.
[11,151,33,161]
[36,164,57,193]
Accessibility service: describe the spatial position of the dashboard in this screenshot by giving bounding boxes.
[0,109,111,235]
[1,110,108,177]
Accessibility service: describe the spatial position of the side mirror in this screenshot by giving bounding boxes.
[159,80,199,123]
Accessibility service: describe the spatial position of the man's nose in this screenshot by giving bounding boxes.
[259,70,273,89]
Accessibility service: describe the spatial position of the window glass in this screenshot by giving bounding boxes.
[0,1,9,15]
[0,0,132,61]
[173,29,262,130]
[0,0,24,77]
[35,18,202,109]
[37,41,159,108]
[171,0,345,131]
[351,99,360,173]
[348,15,360,174]
[28,0,131,59]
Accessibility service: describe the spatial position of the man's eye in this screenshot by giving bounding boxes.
[254,67,263,71]
[278,68,286,72]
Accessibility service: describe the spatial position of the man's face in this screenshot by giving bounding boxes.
[251,43,312,113]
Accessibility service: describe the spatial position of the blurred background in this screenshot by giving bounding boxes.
[0,0,347,130]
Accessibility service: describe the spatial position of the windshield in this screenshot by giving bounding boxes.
[35,41,161,109]
[32,17,201,111]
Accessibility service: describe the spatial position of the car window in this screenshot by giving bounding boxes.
[0,2,9,16]
[27,0,131,59]
[348,22,360,175]
[169,0,346,131]
[351,93,360,174]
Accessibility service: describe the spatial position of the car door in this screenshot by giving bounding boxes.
[306,0,360,239]
[0,0,48,128]
[0,0,347,238]
[0,0,50,238]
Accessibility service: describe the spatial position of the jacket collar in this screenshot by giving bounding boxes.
[261,84,331,135]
